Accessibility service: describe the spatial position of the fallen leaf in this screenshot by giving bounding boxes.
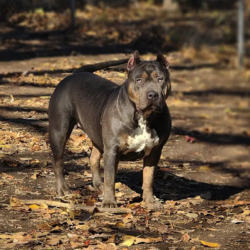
[29,204,40,210]
[134,236,162,244]
[13,232,33,244]
[37,223,52,231]
[0,145,11,149]
[20,157,32,161]
[231,219,244,224]
[200,240,220,248]
[106,234,116,244]
[30,173,38,180]
[121,235,162,246]
[116,193,125,199]
[181,233,191,242]
[46,237,61,246]
[242,209,250,216]
[10,197,22,207]
[40,203,49,209]
[0,234,12,239]
[50,226,62,232]
[186,213,198,219]
[75,224,90,230]
[115,182,122,190]
[84,196,96,206]
[198,166,211,172]
[2,173,14,179]
[121,236,134,246]
[122,213,133,224]
[83,171,92,178]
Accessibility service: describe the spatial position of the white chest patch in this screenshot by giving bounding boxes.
[125,117,159,156]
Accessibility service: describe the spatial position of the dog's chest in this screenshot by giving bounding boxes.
[123,117,159,156]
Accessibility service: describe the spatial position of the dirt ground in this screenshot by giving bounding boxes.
[0,4,250,250]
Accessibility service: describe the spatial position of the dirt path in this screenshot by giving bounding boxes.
[0,53,250,250]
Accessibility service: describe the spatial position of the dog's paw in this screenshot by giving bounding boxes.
[57,185,71,197]
[144,196,163,210]
[102,198,117,208]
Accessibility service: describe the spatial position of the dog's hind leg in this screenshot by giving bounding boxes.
[49,111,75,196]
[89,145,103,191]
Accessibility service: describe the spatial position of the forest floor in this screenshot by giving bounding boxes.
[0,3,250,250]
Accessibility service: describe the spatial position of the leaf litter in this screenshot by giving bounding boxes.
[0,3,250,250]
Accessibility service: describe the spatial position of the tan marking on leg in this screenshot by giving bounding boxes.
[119,133,129,152]
[142,166,155,199]
[142,165,162,209]
[89,145,103,190]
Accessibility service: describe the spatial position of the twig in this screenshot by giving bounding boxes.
[16,199,131,214]
[211,200,250,206]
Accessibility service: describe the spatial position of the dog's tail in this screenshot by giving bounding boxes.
[73,58,128,74]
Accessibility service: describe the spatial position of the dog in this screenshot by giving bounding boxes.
[48,51,171,209]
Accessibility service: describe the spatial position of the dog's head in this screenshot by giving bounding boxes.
[127,51,171,114]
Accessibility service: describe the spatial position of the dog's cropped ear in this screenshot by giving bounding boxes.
[156,52,169,70]
[127,51,141,71]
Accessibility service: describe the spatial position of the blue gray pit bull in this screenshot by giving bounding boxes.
[48,51,171,209]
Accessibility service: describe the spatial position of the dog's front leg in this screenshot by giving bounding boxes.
[102,147,119,208]
[143,148,163,209]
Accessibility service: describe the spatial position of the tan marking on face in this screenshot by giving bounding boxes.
[142,72,148,79]
[128,83,139,104]
[151,71,158,79]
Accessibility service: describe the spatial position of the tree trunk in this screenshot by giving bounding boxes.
[163,0,179,11]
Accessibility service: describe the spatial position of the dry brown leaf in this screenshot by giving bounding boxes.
[106,234,116,244]
[181,233,191,242]
[10,197,22,207]
[75,224,90,230]
[2,173,14,179]
[84,196,96,206]
[134,236,162,244]
[122,213,133,224]
[116,192,124,198]
[30,172,38,180]
[37,223,52,231]
[40,203,49,209]
[50,225,62,232]
[46,237,61,246]
[0,234,12,239]
[115,182,122,190]
[12,232,33,244]
[121,235,162,246]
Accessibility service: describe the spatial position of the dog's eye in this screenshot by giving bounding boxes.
[158,77,164,82]
[136,78,142,83]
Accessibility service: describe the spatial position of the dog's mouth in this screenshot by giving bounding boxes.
[136,103,164,114]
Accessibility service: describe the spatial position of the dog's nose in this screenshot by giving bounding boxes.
[147,91,159,101]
